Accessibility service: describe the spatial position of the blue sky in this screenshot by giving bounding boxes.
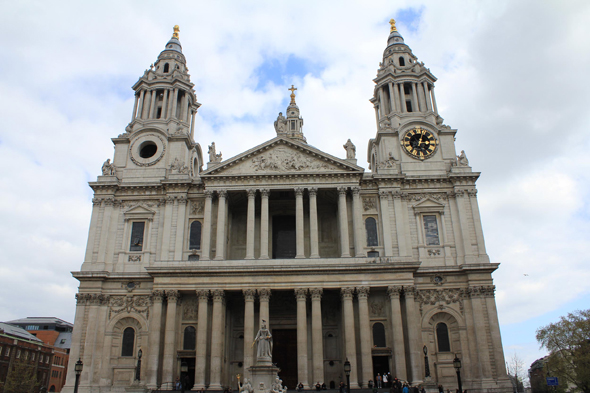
[1,0,590,379]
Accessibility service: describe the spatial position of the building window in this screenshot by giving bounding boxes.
[399,56,405,66]
[5,347,10,357]
[189,221,202,250]
[436,322,451,352]
[163,63,170,73]
[372,322,386,347]
[365,217,379,247]
[188,254,199,261]
[423,215,440,246]
[367,251,379,257]
[129,222,145,251]
[183,326,196,350]
[291,120,295,130]
[16,349,21,358]
[121,327,135,357]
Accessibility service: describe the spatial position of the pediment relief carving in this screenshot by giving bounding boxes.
[412,197,445,214]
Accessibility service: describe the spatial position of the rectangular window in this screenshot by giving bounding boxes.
[16,349,21,358]
[290,120,295,130]
[423,215,440,246]
[32,352,35,361]
[5,347,10,357]
[129,221,145,251]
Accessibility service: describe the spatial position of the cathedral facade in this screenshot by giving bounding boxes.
[64,23,512,393]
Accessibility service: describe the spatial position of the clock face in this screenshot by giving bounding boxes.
[401,127,438,160]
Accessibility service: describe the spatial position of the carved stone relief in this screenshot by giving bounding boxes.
[183,297,198,320]
[363,197,377,211]
[415,289,463,316]
[369,300,384,317]
[109,295,151,320]
[190,200,204,215]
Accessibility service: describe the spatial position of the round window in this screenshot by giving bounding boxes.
[139,142,157,158]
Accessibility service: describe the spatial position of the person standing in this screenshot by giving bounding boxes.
[377,373,382,388]
[383,374,388,389]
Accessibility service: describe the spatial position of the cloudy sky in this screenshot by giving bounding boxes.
[1,0,589,373]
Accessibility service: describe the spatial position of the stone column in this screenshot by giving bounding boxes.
[167,88,176,119]
[387,286,407,380]
[246,189,256,260]
[389,83,399,113]
[341,288,359,388]
[351,187,365,257]
[132,93,139,121]
[209,289,225,389]
[422,82,432,111]
[136,90,146,120]
[258,288,271,325]
[310,288,324,385]
[379,191,393,256]
[404,287,422,384]
[392,192,410,257]
[81,294,103,386]
[194,290,209,389]
[469,287,493,379]
[149,89,158,119]
[160,196,174,261]
[180,93,188,122]
[147,290,165,389]
[201,191,213,260]
[309,188,320,258]
[174,197,187,260]
[161,89,169,119]
[295,187,305,258]
[416,82,426,112]
[171,88,179,119]
[162,290,180,384]
[468,190,487,257]
[64,294,87,388]
[379,87,388,117]
[243,289,256,378]
[357,287,373,387]
[399,83,407,113]
[411,84,419,113]
[260,189,270,259]
[374,106,380,129]
[338,187,351,257]
[484,287,508,378]
[295,289,310,388]
[431,86,438,115]
[454,189,475,260]
[141,90,152,119]
[97,199,114,265]
[190,110,196,139]
[214,190,227,260]
[461,290,482,379]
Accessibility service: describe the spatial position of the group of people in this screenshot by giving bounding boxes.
[370,373,425,393]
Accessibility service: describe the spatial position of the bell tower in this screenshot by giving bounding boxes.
[106,25,204,183]
[367,20,463,176]
[273,85,306,143]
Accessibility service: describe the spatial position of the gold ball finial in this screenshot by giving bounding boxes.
[173,25,180,39]
[389,19,397,33]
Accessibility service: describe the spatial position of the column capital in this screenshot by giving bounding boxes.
[261,189,270,198]
[212,289,225,301]
[341,287,354,300]
[258,288,271,301]
[404,286,416,298]
[204,190,214,199]
[166,290,180,302]
[295,288,308,300]
[337,186,348,195]
[196,289,209,300]
[247,189,257,198]
[310,288,323,300]
[351,187,361,196]
[379,190,390,199]
[294,187,304,197]
[152,290,166,301]
[469,285,495,298]
[308,187,318,196]
[387,286,403,298]
[217,189,227,198]
[243,289,256,301]
[357,286,370,299]
[468,189,478,197]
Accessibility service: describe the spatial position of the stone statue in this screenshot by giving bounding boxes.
[272,377,286,393]
[240,378,253,393]
[208,142,222,163]
[253,319,273,361]
[274,112,286,133]
[457,150,469,166]
[169,157,188,174]
[343,139,356,159]
[101,159,116,176]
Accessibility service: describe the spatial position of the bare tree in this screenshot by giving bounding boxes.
[507,353,526,392]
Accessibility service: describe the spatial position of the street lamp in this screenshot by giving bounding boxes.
[180,361,189,393]
[344,358,351,393]
[135,348,143,381]
[73,358,83,393]
[453,354,462,393]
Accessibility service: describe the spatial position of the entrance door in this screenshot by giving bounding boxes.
[372,356,389,382]
[272,329,298,388]
[272,216,296,259]
[180,357,195,390]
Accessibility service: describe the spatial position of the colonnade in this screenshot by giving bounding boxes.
[200,187,367,261]
[146,286,424,390]
[375,80,438,120]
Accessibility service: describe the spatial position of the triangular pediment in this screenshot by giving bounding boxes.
[124,205,156,216]
[201,137,363,177]
[412,197,445,213]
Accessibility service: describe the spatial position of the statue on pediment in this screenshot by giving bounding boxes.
[457,150,469,166]
[101,158,116,176]
[274,112,287,133]
[343,139,356,159]
[208,142,222,163]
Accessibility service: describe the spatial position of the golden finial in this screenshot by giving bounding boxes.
[289,85,297,104]
[389,19,397,33]
[173,25,180,39]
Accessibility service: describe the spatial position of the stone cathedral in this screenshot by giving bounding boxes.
[65,23,512,393]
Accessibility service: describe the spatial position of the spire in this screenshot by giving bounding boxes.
[161,25,183,55]
[274,86,306,143]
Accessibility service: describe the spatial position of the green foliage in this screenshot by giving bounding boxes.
[536,309,590,393]
[3,358,40,393]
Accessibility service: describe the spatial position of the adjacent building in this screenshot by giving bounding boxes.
[64,22,511,393]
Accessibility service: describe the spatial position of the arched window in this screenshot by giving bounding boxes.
[436,323,451,352]
[163,63,170,73]
[399,57,405,66]
[189,221,202,250]
[121,327,135,356]
[372,322,386,347]
[365,217,378,247]
[183,326,196,350]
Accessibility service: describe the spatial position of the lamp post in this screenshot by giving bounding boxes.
[135,348,143,381]
[73,358,83,393]
[180,361,188,393]
[453,355,462,393]
[423,345,431,378]
[344,358,351,393]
